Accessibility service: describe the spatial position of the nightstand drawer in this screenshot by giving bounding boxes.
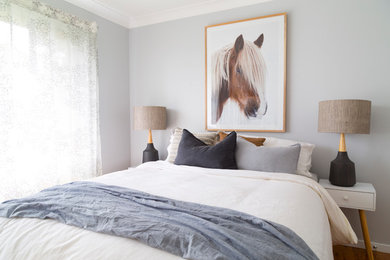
[326,189,375,211]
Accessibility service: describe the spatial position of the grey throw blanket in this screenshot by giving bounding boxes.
[0,181,318,260]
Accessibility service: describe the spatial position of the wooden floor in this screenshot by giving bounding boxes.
[333,245,390,260]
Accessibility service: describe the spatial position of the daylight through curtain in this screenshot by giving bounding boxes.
[0,0,101,201]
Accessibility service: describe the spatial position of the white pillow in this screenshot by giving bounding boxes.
[165,128,219,163]
[263,137,315,177]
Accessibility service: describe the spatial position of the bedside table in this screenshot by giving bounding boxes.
[319,179,376,260]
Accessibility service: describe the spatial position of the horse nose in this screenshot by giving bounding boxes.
[248,110,257,117]
[245,100,259,118]
[245,107,258,118]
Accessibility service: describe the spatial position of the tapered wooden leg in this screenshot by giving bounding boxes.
[359,210,374,260]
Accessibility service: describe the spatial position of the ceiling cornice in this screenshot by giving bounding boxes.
[64,0,272,29]
[129,0,272,29]
[64,0,130,28]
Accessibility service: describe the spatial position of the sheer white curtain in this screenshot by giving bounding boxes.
[0,0,101,201]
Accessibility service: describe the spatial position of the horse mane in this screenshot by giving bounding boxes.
[237,41,266,94]
[211,39,267,123]
[211,45,231,124]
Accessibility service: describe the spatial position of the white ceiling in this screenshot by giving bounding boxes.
[63,0,271,29]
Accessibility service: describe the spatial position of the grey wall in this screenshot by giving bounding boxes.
[42,0,130,174]
[129,0,390,246]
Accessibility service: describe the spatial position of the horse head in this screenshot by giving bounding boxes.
[211,33,267,124]
[228,34,267,119]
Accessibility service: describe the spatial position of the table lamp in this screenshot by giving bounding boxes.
[318,99,371,187]
[134,106,167,163]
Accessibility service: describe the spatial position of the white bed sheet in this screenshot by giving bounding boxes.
[0,161,357,260]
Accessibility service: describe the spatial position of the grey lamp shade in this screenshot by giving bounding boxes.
[134,106,167,130]
[318,99,371,134]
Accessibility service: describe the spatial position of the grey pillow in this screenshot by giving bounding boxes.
[236,137,301,174]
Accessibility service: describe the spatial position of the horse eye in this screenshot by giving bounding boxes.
[236,66,241,74]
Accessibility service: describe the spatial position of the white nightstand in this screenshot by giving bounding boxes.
[319,179,376,260]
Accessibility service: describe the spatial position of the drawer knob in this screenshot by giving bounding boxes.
[343,195,349,201]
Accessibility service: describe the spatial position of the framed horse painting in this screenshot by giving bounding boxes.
[205,13,286,132]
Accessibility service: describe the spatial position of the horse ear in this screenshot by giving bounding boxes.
[254,34,264,48]
[234,34,244,53]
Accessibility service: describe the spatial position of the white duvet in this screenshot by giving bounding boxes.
[0,161,357,260]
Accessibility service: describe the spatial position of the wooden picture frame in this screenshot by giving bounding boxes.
[205,13,287,132]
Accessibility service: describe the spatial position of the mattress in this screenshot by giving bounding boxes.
[0,161,357,259]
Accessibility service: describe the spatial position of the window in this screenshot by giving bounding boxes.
[0,0,101,201]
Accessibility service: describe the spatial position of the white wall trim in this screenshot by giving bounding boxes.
[129,0,272,29]
[347,240,390,254]
[64,0,271,29]
[63,0,130,28]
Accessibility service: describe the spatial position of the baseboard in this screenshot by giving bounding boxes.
[347,240,390,254]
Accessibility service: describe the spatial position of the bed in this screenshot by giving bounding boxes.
[0,130,357,259]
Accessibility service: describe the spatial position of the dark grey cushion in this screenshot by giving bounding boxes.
[236,137,301,174]
[174,129,237,169]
